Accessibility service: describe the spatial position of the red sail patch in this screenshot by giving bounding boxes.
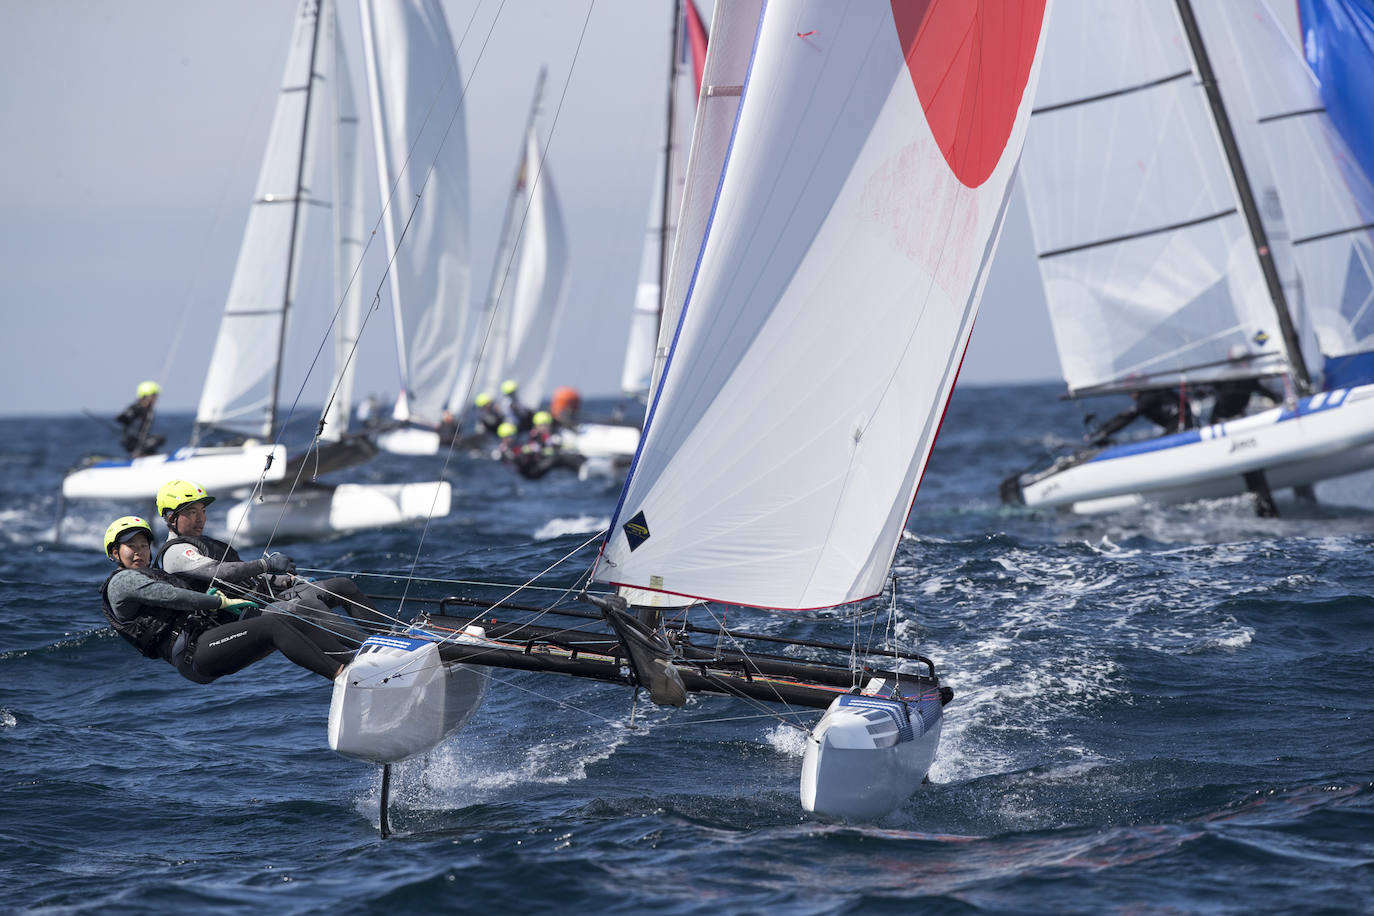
[891,1,1047,188]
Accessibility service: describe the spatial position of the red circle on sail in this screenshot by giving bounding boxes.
[891,1,1048,188]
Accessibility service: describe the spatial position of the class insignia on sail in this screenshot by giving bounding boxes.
[622,510,651,551]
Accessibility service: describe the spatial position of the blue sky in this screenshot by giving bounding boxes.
[0,0,1075,419]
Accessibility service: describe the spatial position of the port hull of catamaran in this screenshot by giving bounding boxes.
[329,633,489,765]
[224,481,452,543]
[61,444,288,500]
[801,691,943,821]
[1015,385,1374,513]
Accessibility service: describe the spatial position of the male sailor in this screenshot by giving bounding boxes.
[1208,348,1284,424]
[153,479,390,638]
[500,379,535,433]
[100,516,350,682]
[472,392,504,437]
[1087,386,1195,445]
[115,380,166,457]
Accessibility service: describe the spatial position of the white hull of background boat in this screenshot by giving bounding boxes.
[224,481,452,542]
[801,689,944,821]
[329,631,488,764]
[374,426,442,456]
[1019,385,1374,512]
[62,445,288,500]
[563,423,640,460]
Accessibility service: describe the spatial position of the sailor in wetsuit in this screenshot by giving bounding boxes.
[99,516,351,682]
[114,380,166,457]
[1087,386,1195,445]
[153,479,390,639]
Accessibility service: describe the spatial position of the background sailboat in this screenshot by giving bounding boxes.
[1003,0,1374,515]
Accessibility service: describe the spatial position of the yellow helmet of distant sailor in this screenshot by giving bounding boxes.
[136,380,161,399]
[533,411,552,428]
[500,379,518,395]
[474,392,493,408]
[104,516,153,560]
[156,479,216,519]
[497,422,518,439]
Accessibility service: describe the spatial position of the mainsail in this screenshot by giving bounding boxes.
[594,1,1051,610]
[1021,0,1374,398]
[468,76,570,411]
[360,0,472,427]
[197,0,332,439]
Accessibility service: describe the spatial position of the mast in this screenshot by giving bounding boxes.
[656,0,685,309]
[1173,0,1313,394]
[268,0,328,436]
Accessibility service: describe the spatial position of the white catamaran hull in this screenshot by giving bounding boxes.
[62,445,288,500]
[563,423,640,460]
[224,481,452,542]
[801,690,943,821]
[1019,386,1374,513]
[374,426,442,456]
[329,632,488,764]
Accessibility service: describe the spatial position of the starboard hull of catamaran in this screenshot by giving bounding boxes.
[801,689,944,821]
[562,423,641,460]
[1012,385,1374,513]
[223,481,452,543]
[61,445,288,500]
[329,632,488,764]
[374,426,442,456]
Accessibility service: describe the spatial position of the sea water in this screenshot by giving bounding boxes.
[2,385,1372,914]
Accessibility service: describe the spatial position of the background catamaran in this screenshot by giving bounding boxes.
[1001,0,1374,516]
[325,0,1052,831]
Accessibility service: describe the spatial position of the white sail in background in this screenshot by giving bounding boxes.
[494,128,570,408]
[1192,0,1374,385]
[594,2,1051,610]
[322,25,365,443]
[197,0,331,438]
[1019,0,1296,397]
[360,0,471,427]
[621,0,708,400]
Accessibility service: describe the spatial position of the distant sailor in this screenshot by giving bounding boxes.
[115,380,166,457]
[473,392,504,437]
[500,379,535,433]
[549,386,581,429]
[154,479,389,637]
[1208,348,1283,424]
[99,516,351,682]
[1087,386,1195,445]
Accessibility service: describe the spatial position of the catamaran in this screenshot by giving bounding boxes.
[325,0,1052,832]
[1001,0,1374,516]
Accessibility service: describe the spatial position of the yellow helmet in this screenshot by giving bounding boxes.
[136,380,161,398]
[500,379,519,395]
[156,479,216,519]
[104,516,153,559]
[474,392,493,408]
[533,411,552,427]
[497,422,518,438]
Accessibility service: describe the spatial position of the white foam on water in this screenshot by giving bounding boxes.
[764,722,809,759]
[0,708,16,728]
[533,514,609,541]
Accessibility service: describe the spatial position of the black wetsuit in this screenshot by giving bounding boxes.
[115,399,166,457]
[100,567,351,682]
[1088,388,1195,444]
[1209,378,1282,424]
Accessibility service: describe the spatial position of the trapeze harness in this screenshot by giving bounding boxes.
[98,567,235,684]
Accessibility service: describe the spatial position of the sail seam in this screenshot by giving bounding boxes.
[1031,69,1191,116]
[1039,208,1236,259]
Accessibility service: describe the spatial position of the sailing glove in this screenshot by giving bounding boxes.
[210,588,258,615]
[262,552,296,575]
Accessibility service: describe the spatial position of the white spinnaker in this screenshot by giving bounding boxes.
[323,23,364,443]
[198,0,328,438]
[1019,0,1290,396]
[494,128,570,408]
[621,0,707,400]
[594,2,1051,610]
[648,0,761,406]
[360,0,471,426]
[1194,0,1374,371]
